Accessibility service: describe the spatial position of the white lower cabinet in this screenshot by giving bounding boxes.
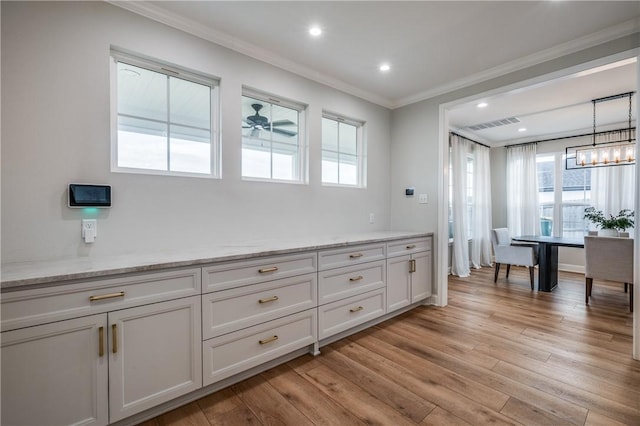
[109,296,202,422]
[1,314,109,426]
[386,238,433,312]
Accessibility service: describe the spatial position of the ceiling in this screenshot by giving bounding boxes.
[117,1,640,145]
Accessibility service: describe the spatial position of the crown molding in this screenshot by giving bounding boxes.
[391,17,640,109]
[107,1,395,109]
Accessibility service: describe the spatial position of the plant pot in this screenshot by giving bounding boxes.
[598,229,618,237]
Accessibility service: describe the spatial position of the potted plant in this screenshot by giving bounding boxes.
[583,207,634,236]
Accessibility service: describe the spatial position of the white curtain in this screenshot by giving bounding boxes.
[471,144,493,268]
[450,134,493,277]
[590,130,636,229]
[506,143,540,236]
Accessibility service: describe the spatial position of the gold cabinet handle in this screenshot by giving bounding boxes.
[259,335,278,345]
[349,253,363,259]
[350,306,364,313]
[406,244,416,249]
[349,276,364,282]
[258,266,278,274]
[409,259,416,273]
[89,291,125,302]
[98,326,105,357]
[258,296,279,304]
[112,324,118,354]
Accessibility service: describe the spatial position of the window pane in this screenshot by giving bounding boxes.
[562,204,589,238]
[322,118,339,152]
[242,147,271,178]
[322,151,339,184]
[339,154,358,185]
[170,77,210,129]
[272,142,297,180]
[339,122,357,155]
[170,125,211,174]
[117,63,167,121]
[117,116,167,170]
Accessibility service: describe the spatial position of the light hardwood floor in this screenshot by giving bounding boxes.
[141,268,638,425]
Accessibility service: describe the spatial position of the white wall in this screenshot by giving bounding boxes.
[1,2,393,263]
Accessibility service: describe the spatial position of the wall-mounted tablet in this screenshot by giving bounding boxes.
[68,184,111,208]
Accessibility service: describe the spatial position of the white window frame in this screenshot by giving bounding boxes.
[321,112,366,188]
[110,51,220,178]
[241,89,307,184]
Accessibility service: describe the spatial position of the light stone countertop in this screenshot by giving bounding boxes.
[1,231,433,290]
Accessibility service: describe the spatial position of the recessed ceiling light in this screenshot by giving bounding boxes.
[518,128,527,132]
[309,26,322,37]
[477,102,488,108]
[379,63,390,72]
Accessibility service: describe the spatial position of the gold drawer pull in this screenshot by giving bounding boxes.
[259,296,279,304]
[98,326,105,357]
[406,244,416,249]
[349,276,364,282]
[89,291,125,302]
[258,266,278,274]
[409,259,416,273]
[112,324,118,354]
[259,335,279,345]
[349,253,363,259]
[350,306,364,313]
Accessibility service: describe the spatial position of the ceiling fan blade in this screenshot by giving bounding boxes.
[270,119,295,127]
[272,127,298,137]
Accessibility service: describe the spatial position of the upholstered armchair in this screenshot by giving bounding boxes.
[491,228,538,290]
[584,236,634,312]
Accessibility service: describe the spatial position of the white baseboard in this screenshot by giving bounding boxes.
[558,263,584,274]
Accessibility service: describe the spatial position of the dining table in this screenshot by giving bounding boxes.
[511,235,585,292]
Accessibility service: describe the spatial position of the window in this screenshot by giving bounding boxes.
[322,114,364,186]
[241,91,305,182]
[536,153,591,238]
[111,53,219,177]
[448,151,474,239]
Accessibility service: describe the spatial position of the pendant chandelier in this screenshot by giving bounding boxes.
[565,91,636,170]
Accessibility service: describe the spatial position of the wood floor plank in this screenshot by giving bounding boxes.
[302,363,417,426]
[584,410,633,426]
[196,388,261,426]
[420,407,474,425]
[499,397,578,426]
[261,363,366,426]
[155,402,211,426]
[232,375,314,425]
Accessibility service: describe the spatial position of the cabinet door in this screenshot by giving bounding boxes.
[109,296,202,422]
[411,251,432,303]
[1,314,108,426]
[386,254,411,312]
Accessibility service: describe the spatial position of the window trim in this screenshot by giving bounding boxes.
[110,51,220,179]
[240,88,307,184]
[321,111,365,188]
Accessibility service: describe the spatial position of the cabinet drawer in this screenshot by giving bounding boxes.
[202,252,317,293]
[318,243,385,271]
[203,309,317,385]
[387,237,432,257]
[1,267,201,332]
[202,273,317,339]
[318,260,385,305]
[318,288,386,340]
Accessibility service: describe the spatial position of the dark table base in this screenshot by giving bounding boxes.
[537,244,558,292]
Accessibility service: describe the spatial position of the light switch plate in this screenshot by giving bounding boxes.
[418,194,428,204]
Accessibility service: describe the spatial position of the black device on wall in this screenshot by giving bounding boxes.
[68,184,112,208]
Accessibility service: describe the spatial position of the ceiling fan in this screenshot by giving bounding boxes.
[243,103,297,137]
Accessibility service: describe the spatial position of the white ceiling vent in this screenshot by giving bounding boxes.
[467,117,521,131]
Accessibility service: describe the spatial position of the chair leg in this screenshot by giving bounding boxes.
[528,267,535,290]
[630,284,634,313]
[506,264,511,278]
[585,277,593,305]
[494,263,500,283]
[624,283,628,293]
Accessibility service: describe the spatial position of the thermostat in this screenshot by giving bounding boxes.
[68,184,111,208]
[405,187,415,196]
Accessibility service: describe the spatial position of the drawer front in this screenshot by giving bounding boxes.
[202,273,317,339]
[318,260,385,305]
[318,244,385,271]
[386,237,432,257]
[318,288,386,340]
[202,309,317,385]
[202,252,317,293]
[1,268,201,332]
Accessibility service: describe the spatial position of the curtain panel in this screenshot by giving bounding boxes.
[506,143,540,236]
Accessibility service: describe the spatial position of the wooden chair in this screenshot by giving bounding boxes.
[491,228,538,290]
[584,236,634,312]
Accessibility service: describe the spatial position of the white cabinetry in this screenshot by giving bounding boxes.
[386,237,433,312]
[1,268,202,425]
[317,243,386,341]
[201,253,318,386]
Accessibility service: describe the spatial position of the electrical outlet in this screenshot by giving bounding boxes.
[82,219,97,243]
[418,194,428,204]
[369,213,375,224]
